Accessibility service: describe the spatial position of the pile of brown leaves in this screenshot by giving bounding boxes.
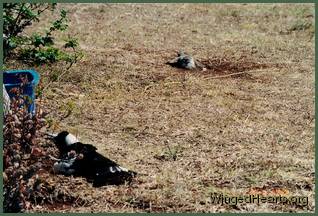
[3,85,48,212]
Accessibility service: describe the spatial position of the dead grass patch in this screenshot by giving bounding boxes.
[200,56,280,78]
[5,3,314,213]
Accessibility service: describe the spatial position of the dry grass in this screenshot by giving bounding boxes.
[6,3,315,213]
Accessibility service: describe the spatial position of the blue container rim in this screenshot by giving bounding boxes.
[4,69,40,87]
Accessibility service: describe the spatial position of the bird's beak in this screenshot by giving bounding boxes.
[45,132,58,140]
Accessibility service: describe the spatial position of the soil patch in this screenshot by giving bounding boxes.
[199,56,282,79]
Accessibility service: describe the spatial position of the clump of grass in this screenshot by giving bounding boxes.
[163,145,178,161]
[60,100,77,119]
[154,141,182,161]
[288,20,313,32]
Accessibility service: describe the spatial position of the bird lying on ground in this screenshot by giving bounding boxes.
[47,131,137,187]
[166,51,206,71]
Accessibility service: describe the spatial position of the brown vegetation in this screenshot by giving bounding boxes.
[5,3,315,213]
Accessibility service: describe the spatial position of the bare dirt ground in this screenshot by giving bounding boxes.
[7,3,315,213]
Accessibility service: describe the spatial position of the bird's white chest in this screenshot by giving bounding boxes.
[65,134,79,146]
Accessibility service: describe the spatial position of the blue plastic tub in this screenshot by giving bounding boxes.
[3,69,40,114]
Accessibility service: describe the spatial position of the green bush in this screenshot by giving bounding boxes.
[3,3,82,66]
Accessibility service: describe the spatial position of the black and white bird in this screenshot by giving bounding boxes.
[47,131,137,187]
[166,51,206,70]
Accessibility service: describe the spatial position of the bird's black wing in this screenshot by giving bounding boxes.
[65,142,97,155]
[54,141,137,187]
[83,151,137,187]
